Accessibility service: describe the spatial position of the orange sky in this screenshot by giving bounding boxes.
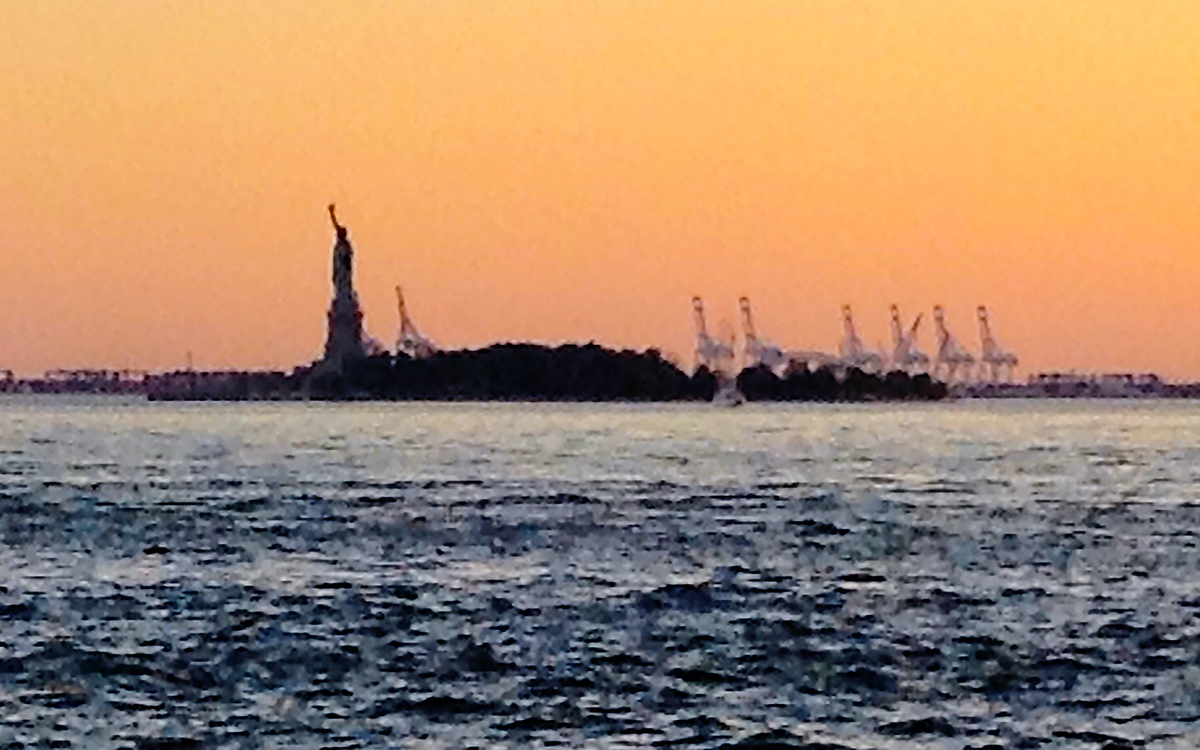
[2,1,1199,377]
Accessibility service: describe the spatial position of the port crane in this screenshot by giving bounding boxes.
[692,296,735,375]
[888,304,929,374]
[395,286,437,359]
[838,305,883,372]
[932,305,975,382]
[739,297,787,371]
[977,305,1018,382]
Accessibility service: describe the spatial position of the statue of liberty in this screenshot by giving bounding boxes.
[329,204,353,295]
[320,204,366,373]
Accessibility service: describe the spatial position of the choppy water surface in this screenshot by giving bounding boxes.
[3,399,1200,749]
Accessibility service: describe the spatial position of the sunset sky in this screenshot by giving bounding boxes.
[2,1,1199,377]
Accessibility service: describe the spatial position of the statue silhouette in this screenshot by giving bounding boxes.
[320,203,366,373]
[328,204,354,293]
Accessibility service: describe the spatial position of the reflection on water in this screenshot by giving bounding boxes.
[2,398,1200,747]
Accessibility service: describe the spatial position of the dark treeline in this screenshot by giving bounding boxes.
[142,344,948,401]
[144,370,294,401]
[735,364,946,402]
[309,344,700,401]
[299,343,947,402]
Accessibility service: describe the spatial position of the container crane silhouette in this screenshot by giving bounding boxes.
[977,305,1018,382]
[692,297,735,374]
[739,297,787,371]
[838,305,883,372]
[888,304,929,374]
[932,305,975,382]
[395,286,437,359]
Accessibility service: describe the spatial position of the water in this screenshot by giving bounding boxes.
[2,398,1200,749]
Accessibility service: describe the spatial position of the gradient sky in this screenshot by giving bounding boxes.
[3,1,1199,377]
